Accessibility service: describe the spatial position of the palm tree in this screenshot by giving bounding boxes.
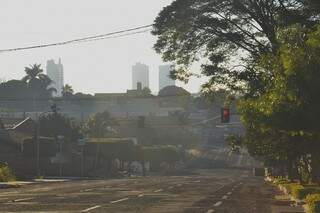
[62,84,74,98]
[22,64,56,97]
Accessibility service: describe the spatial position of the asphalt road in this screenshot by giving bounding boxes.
[0,169,291,213]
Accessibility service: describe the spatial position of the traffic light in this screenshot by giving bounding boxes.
[221,107,230,123]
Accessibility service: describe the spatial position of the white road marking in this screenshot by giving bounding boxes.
[13,197,35,202]
[154,189,163,193]
[110,197,129,204]
[176,184,182,187]
[206,209,215,213]
[81,205,101,212]
[214,201,223,207]
[83,188,94,192]
[193,180,201,183]
[227,192,232,195]
[168,186,174,189]
[138,194,144,197]
[222,195,228,200]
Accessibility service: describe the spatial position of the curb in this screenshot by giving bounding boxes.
[0,183,22,189]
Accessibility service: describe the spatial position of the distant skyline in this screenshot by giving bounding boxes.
[0,0,206,94]
[159,65,175,91]
[132,62,149,90]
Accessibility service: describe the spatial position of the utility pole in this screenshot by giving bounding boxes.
[35,103,60,177]
[35,122,40,176]
[81,145,84,177]
[57,135,65,177]
[78,138,87,177]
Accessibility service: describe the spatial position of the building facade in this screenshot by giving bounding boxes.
[132,62,149,90]
[46,58,64,97]
[159,65,175,91]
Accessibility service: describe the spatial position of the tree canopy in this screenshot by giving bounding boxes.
[0,64,56,99]
[152,0,319,96]
[83,111,118,138]
[236,24,320,181]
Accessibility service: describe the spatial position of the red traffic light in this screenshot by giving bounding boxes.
[221,108,230,123]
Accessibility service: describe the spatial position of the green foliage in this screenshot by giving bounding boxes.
[279,183,300,194]
[0,165,16,182]
[22,64,56,98]
[0,64,55,99]
[62,84,74,98]
[153,0,319,96]
[83,111,117,138]
[39,113,82,143]
[236,24,320,181]
[273,177,290,185]
[226,134,243,154]
[306,194,320,213]
[291,185,320,200]
[141,87,152,96]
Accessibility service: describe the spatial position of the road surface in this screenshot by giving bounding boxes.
[0,169,297,213]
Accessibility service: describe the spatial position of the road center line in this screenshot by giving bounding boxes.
[81,205,101,212]
[110,197,129,204]
[83,188,94,192]
[214,201,223,207]
[154,189,163,193]
[13,197,34,202]
[227,192,232,195]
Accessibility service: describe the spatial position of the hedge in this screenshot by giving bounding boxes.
[291,185,320,200]
[0,165,16,182]
[306,194,320,213]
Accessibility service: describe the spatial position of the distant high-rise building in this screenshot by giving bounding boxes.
[132,62,149,90]
[46,58,64,97]
[159,65,175,91]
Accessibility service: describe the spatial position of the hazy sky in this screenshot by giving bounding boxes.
[0,0,206,94]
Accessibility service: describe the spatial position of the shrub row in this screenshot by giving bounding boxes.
[269,176,320,213]
[291,185,320,201]
[306,194,320,213]
[0,165,16,182]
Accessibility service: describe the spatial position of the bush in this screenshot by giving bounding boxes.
[306,194,320,213]
[280,183,299,194]
[291,185,320,200]
[273,177,290,185]
[0,165,16,182]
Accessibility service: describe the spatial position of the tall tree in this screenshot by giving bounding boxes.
[83,111,117,138]
[22,64,56,98]
[62,84,74,98]
[237,24,320,181]
[152,0,319,97]
[39,112,82,143]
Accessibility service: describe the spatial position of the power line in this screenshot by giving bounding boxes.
[0,24,153,53]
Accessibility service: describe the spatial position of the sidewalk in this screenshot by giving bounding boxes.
[0,178,70,189]
[0,181,32,189]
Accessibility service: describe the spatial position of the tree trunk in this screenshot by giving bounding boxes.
[141,161,146,177]
[310,152,320,183]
